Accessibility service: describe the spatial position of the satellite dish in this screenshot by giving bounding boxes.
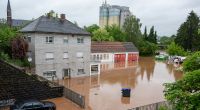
[28,57,32,62]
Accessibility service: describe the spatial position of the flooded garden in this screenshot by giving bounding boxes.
[57,57,183,110]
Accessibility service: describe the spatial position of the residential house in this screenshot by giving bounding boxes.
[20,14,91,80]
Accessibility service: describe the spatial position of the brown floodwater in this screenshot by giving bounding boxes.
[57,57,183,110]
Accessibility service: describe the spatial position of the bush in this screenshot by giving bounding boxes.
[138,41,157,56]
[183,51,200,72]
[0,52,10,61]
[167,42,186,56]
[7,58,30,67]
[164,70,200,110]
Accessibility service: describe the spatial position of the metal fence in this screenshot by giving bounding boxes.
[128,101,173,110]
[63,88,85,108]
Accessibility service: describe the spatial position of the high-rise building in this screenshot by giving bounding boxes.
[99,2,131,28]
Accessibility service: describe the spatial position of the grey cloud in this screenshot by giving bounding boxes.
[0,0,200,36]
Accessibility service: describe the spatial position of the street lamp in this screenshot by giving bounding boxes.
[28,57,32,74]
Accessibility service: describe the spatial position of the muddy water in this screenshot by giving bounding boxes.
[59,57,183,110]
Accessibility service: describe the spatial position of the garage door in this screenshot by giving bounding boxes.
[114,54,126,63]
[128,53,138,61]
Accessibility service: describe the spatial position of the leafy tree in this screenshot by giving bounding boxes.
[183,51,200,72]
[147,26,157,44]
[84,24,100,37]
[164,70,200,110]
[160,36,174,45]
[123,15,157,56]
[123,15,142,46]
[175,11,200,51]
[92,28,114,41]
[105,25,126,42]
[138,41,157,56]
[143,26,148,40]
[154,31,158,44]
[11,36,29,59]
[0,24,17,56]
[167,42,186,56]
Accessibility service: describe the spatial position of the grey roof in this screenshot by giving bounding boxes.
[12,19,31,27]
[20,16,90,35]
[122,42,139,52]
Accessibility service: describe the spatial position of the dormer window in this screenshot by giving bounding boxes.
[46,36,54,44]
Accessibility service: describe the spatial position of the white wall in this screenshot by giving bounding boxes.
[27,33,91,79]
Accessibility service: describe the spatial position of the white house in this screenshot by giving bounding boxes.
[20,14,93,80]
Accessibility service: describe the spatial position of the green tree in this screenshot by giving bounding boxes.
[105,25,126,42]
[167,42,186,56]
[147,26,156,43]
[84,24,100,37]
[143,26,148,40]
[183,51,200,72]
[164,70,200,110]
[138,41,157,56]
[160,36,174,45]
[175,11,200,51]
[154,31,158,44]
[92,28,114,41]
[123,15,142,46]
[0,24,17,56]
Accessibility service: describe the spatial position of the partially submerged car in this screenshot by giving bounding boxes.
[10,99,56,110]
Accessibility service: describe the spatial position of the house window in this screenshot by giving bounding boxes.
[100,54,102,60]
[46,36,54,43]
[91,65,98,73]
[63,52,69,59]
[93,55,96,60]
[107,54,109,59]
[77,69,85,75]
[43,71,56,78]
[97,55,99,60]
[27,36,31,42]
[104,54,106,60]
[77,37,84,43]
[76,52,83,58]
[63,37,68,44]
[45,52,54,60]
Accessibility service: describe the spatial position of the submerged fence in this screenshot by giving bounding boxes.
[129,101,173,110]
[63,88,85,108]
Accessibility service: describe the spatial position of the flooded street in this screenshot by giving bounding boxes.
[58,57,183,110]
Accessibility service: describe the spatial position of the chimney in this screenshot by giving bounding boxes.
[60,14,65,23]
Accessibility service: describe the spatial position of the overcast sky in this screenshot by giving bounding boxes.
[0,0,200,36]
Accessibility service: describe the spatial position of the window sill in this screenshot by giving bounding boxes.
[46,58,54,60]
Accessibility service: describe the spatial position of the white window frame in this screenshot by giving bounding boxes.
[45,52,54,60]
[46,36,54,44]
[43,70,56,78]
[63,37,68,44]
[63,52,69,59]
[77,69,85,75]
[27,36,31,42]
[77,37,84,44]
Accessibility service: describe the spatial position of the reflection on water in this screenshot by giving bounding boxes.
[138,57,155,81]
[58,57,183,110]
